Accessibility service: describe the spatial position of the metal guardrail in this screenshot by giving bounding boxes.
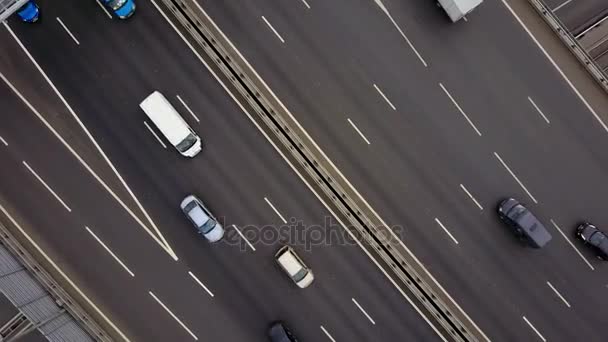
[0,222,112,342]
[159,0,487,340]
[528,0,608,93]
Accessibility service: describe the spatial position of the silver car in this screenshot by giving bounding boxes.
[180,195,224,242]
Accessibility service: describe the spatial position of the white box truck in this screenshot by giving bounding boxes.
[438,0,483,22]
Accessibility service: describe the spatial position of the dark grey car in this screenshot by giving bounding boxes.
[268,321,297,342]
[497,198,552,248]
[576,223,608,260]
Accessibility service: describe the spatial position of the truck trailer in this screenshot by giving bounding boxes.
[437,0,483,22]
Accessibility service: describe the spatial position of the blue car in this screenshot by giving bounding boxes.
[101,0,136,19]
[16,0,40,23]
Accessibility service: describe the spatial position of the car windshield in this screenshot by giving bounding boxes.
[106,0,127,10]
[292,268,308,282]
[176,134,198,153]
[200,217,217,234]
[589,231,606,246]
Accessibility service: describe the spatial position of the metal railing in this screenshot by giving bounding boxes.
[0,222,112,341]
[528,0,608,93]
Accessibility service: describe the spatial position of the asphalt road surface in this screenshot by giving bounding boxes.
[195,0,608,341]
[0,1,443,341]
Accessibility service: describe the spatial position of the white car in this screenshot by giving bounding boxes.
[275,246,314,288]
[180,195,224,242]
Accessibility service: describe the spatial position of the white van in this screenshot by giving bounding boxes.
[139,91,202,157]
[275,246,314,288]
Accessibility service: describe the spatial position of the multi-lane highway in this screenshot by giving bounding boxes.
[2,0,608,341]
[194,0,608,341]
[0,1,445,341]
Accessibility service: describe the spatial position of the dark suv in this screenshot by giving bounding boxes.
[576,223,608,260]
[497,198,552,248]
[268,321,297,342]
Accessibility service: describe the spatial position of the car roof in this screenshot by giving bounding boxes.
[515,212,552,247]
[277,248,304,276]
[268,322,290,342]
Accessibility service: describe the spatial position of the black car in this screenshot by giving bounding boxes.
[497,198,552,248]
[268,321,297,342]
[576,223,608,260]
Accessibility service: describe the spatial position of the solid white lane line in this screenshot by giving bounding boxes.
[352,298,375,325]
[550,219,594,270]
[232,224,256,251]
[264,197,287,224]
[347,118,371,145]
[300,0,311,9]
[320,326,337,342]
[459,184,483,210]
[522,316,546,342]
[176,95,200,123]
[94,0,113,19]
[144,121,167,149]
[373,0,427,67]
[261,16,285,43]
[55,17,80,45]
[188,271,214,297]
[493,152,538,204]
[157,2,451,340]
[500,0,608,134]
[552,0,573,12]
[0,205,132,342]
[149,292,198,340]
[0,136,7,146]
[439,83,482,136]
[546,281,571,308]
[434,218,459,244]
[22,161,72,212]
[373,84,396,110]
[527,97,550,124]
[85,226,135,277]
[3,24,178,261]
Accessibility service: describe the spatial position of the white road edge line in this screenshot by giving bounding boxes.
[320,325,337,342]
[55,17,80,45]
[434,218,459,244]
[439,82,482,136]
[373,0,427,67]
[522,316,546,342]
[493,152,538,204]
[552,0,573,12]
[158,2,451,340]
[0,204,132,341]
[261,16,285,43]
[527,97,550,124]
[176,95,200,123]
[550,219,594,270]
[347,118,371,145]
[500,0,608,134]
[85,226,135,277]
[149,291,198,340]
[188,271,215,297]
[232,224,256,251]
[0,136,7,146]
[300,0,311,9]
[373,84,396,110]
[352,298,376,325]
[264,197,288,224]
[459,184,483,210]
[144,121,167,149]
[3,23,178,261]
[94,0,113,19]
[546,281,571,308]
[22,161,72,213]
